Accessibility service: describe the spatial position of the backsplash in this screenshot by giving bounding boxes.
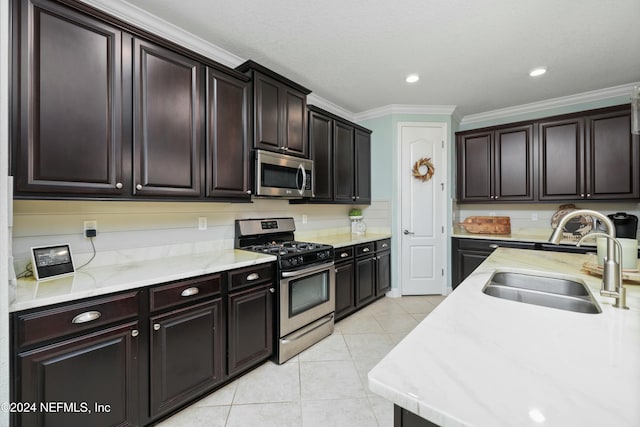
[12,199,391,270]
[454,201,640,236]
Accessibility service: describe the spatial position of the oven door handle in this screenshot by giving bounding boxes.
[281,261,334,278]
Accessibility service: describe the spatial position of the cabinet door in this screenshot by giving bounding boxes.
[494,125,534,201]
[355,129,371,204]
[228,283,274,376]
[17,322,139,427]
[254,73,281,151]
[585,110,639,199]
[205,68,250,199]
[456,132,492,201]
[283,87,308,157]
[538,118,584,200]
[333,121,355,203]
[14,0,123,195]
[133,39,202,196]
[376,250,391,295]
[149,299,224,418]
[308,110,333,201]
[334,261,355,321]
[355,256,376,307]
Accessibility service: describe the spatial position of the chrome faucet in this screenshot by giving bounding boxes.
[548,209,628,309]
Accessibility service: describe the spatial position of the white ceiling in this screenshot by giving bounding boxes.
[123,0,640,117]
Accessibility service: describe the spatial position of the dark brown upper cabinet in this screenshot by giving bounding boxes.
[12,0,253,201]
[133,39,203,197]
[457,104,637,203]
[205,67,251,199]
[456,124,534,202]
[539,107,639,200]
[307,105,372,204]
[236,60,311,158]
[308,108,333,201]
[13,0,124,195]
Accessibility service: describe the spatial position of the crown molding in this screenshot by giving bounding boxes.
[77,0,244,68]
[353,104,458,122]
[460,82,638,126]
[307,94,357,122]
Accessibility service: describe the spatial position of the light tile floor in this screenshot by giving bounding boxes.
[157,295,446,427]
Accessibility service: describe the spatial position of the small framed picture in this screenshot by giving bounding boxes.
[30,244,75,281]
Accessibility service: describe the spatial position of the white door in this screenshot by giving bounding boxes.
[399,122,447,295]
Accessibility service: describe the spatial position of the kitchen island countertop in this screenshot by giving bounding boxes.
[11,249,276,313]
[368,248,640,427]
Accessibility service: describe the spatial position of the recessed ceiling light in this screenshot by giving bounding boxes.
[529,67,547,77]
[405,74,420,83]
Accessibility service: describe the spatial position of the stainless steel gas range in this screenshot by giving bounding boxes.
[235,218,335,364]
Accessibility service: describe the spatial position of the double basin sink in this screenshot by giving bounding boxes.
[482,270,601,314]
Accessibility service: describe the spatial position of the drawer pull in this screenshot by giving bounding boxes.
[153,324,161,331]
[180,287,200,297]
[72,311,101,324]
[340,252,349,258]
[362,248,370,253]
[246,273,260,281]
[131,329,139,337]
[381,243,388,248]
[489,244,499,249]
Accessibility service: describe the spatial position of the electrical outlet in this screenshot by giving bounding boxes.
[83,220,97,238]
[302,214,308,224]
[531,213,539,221]
[198,217,207,230]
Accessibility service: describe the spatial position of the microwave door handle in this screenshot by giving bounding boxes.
[297,164,306,195]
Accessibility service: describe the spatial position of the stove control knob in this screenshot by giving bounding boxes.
[298,256,304,265]
[290,258,298,266]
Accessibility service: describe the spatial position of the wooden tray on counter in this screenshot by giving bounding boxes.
[582,260,640,284]
[459,216,511,235]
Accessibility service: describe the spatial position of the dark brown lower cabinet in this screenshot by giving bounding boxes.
[335,260,356,321]
[149,299,224,418]
[227,282,274,376]
[16,322,140,427]
[355,253,376,307]
[394,405,439,427]
[376,249,391,295]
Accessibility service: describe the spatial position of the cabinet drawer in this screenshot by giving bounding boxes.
[150,274,222,312]
[355,242,375,257]
[334,246,354,262]
[229,263,275,292]
[375,239,391,251]
[16,291,139,349]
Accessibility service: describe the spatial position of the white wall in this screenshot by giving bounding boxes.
[0,0,10,423]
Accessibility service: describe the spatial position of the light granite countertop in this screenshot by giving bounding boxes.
[368,248,640,427]
[11,249,276,313]
[452,226,598,246]
[301,233,391,248]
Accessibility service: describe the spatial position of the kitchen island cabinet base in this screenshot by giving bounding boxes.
[394,405,439,427]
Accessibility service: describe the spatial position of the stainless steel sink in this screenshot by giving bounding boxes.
[482,270,601,314]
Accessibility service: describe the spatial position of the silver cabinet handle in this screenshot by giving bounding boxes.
[153,324,161,331]
[246,190,252,194]
[403,230,414,235]
[136,184,143,190]
[340,252,349,258]
[115,182,123,189]
[381,243,388,248]
[131,330,139,337]
[180,287,200,297]
[269,288,275,293]
[489,244,499,249]
[72,311,101,324]
[247,273,260,281]
[362,247,370,253]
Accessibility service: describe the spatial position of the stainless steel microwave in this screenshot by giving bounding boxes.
[254,150,314,198]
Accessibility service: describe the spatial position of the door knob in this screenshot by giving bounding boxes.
[403,230,414,235]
